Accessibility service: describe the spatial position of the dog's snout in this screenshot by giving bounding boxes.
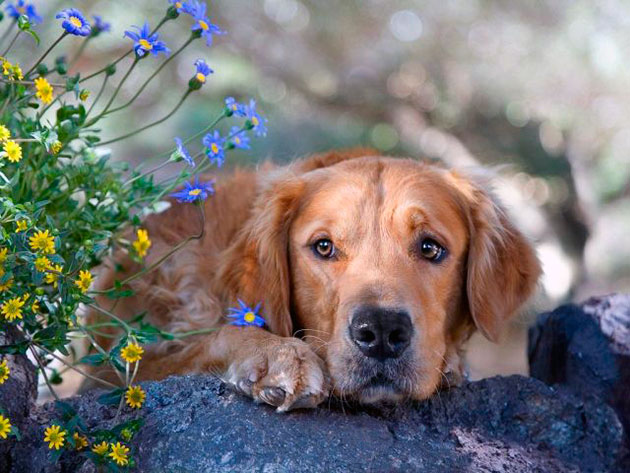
[349,306,413,360]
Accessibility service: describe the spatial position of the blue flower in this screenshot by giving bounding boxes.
[202,130,225,167]
[190,0,225,46]
[229,126,250,150]
[194,59,213,84]
[56,9,91,36]
[173,137,195,167]
[224,97,246,117]
[170,177,214,203]
[245,99,268,137]
[92,15,111,35]
[6,1,42,24]
[169,0,193,14]
[227,299,265,327]
[124,22,170,58]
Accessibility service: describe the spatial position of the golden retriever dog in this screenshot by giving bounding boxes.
[86,149,541,411]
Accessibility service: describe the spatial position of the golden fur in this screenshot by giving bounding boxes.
[84,150,541,410]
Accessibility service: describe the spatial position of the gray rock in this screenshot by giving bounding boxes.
[0,327,37,472]
[8,374,625,472]
[529,293,630,471]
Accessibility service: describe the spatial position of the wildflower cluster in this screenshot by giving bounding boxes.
[0,0,267,469]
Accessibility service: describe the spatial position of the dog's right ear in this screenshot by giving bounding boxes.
[215,171,305,337]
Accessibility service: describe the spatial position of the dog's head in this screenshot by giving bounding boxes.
[219,151,541,404]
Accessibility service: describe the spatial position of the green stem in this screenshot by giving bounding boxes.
[145,111,227,164]
[36,94,63,121]
[29,345,60,401]
[87,303,133,332]
[34,342,119,389]
[87,57,140,126]
[105,36,196,116]
[79,15,170,83]
[79,48,132,83]
[90,205,206,294]
[0,20,16,49]
[68,37,91,71]
[1,29,21,56]
[124,159,173,188]
[98,89,192,146]
[172,327,219,339]
[86,73,109,117]
[26,32,68,77]
[0,79,66,87]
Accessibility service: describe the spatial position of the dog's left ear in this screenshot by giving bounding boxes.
[453,172,541,342]
[215,171,304,337]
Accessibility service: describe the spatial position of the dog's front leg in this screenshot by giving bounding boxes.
[200,325,330,412]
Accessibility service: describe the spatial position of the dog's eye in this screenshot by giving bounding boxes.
[312,239,335,259]
[418,238,446,262]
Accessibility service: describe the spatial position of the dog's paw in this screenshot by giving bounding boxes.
[223,337,329,412]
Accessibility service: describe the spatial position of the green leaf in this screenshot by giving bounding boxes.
[23,28,39,45]
[54,400,77,419]
[79,353,107,366]
[97,388,125,406]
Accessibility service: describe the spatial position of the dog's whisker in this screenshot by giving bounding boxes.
[293,328,331,338]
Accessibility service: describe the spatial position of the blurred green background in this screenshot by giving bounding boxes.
[11,0,630,385]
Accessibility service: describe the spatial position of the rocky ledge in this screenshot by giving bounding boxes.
[2,294,630,472]
[6,375,626,473]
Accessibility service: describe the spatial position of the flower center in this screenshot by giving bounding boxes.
[234,137,241,144]
[175,2,183,7]
[69,16,83,28]
[199,20,209,31]
[211,143,219,154]
[252,116,259,126]
[244,311,255,323]
[18,7,26,14]
[189,189,202,196]
[139,39,153,50]
[196,72,206,83]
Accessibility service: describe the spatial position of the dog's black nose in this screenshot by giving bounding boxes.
[349,306,413,360]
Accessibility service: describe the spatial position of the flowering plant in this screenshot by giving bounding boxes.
[0,1,266,469]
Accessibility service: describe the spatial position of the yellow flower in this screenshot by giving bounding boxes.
[34,256,51,272]
[15,220,28,232]
[0,278,13,292]
[44,425,66,450]
[50,141,62,154]
[92,441,109,455]
[2,140,22,163]
[31,300,40,313]
[29,229,55,254]
[109,442,130,466]
[2,60,11,76]
[11,64,23,80]
[1,297,25,322]
[121,428,133,441]
[121,342,144,363]
[0,248,7,263]
[0,125,10,142]
[0,359,9,384]
[79,89,90,101]
[125,385,146,409]
[34,77,53,105]
[45,264,63,288]
[74,270,93,293]
[0,414,11,439]
[132,229,151,258]
[72,432,88,450]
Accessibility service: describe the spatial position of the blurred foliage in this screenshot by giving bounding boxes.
[12,1,630,297]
